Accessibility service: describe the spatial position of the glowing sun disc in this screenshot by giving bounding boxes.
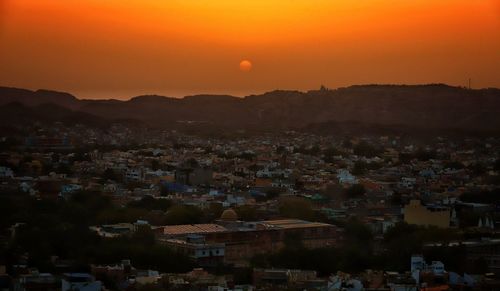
[239,60,252,72]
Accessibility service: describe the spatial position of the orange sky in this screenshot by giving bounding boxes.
[0,0,499,99]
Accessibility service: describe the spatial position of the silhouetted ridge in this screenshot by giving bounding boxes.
[128,95,175,103]
[1,84,499,132]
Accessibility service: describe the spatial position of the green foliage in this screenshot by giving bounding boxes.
[151,159,161,171]
[342,139,353,149]
[279,197,315,221]
[444,161,464,169]
[293,144,321,156]
[238,152,256,161]
[203,203,224,222]
[494,159,500,171]
[390,192,402,206]
[164,205,203,225]
[344,184,366,198]
[457,208,481,228]
[283,232,304,250]
[323,146,341,157]
[424,245,467,273]
[101,168,122,182]
[128,196,172,212]
[252,221,469,275]
[84,238,194,273]
[414,148,436,161]
[468,162,486,175]
[322,183,344,201]
[71,151,91,162]
[1,191,194,274]
[70,191,112,215]
[382,222,461,271]
[352,161,367,175]
[235,205,257,221]
[265,188,282,200]
[252,245,369,276]
[344,218,373,243]
[98,208,169,226]
[460,189,500,204]
[57,163,72,175]
[353,141,380,158]
[398,152,413,164]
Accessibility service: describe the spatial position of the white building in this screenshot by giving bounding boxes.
[61,273,102,291]
[0,166,14,178]
[337,169,357,184]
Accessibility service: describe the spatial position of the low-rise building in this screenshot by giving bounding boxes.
[404,200,450,228]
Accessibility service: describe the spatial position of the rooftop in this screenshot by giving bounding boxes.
[164,224,228,235]
[259,219,333,229]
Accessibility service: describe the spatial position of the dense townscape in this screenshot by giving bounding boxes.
[2,0,499,289]
[1,124,499,290]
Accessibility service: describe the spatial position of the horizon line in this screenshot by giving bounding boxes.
[1,82,498,102]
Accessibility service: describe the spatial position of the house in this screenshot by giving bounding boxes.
[62,273,102,291]
[162,234,225,267]
[337,169,357,184]
[125,168,145,181]
[14,271,59,291]
[399,177,417,189]
[0,167,14,178]
[175,166,213,186]
[253,269,323,289]
[404,200,450,228]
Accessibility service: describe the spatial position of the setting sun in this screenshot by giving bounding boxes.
[0,0,500,285]
[0,0,499,98]
[239,60,252,72]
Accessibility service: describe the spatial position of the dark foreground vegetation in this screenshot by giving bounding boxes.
[1,189,495,280]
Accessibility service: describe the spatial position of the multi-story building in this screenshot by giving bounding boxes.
[159,209,338,266]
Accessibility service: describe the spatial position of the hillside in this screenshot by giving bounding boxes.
[1,84,499,133]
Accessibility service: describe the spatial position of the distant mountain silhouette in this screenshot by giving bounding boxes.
[0,102,107,127]
[1,84,499,133]
[0,87,79,108]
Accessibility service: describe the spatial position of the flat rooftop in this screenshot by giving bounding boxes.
[163,219,334,236]
[260,219,333,229]
[163,224,228,235]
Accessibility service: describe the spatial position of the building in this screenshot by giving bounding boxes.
[61,273,102,291]
[160,213,337,266]
[253,269,323,289]
[337,169,357,184]
[404,200,450,228]
[425,238,500,275]
[14,272,59,291]
[25,136,73,150]
[125,168,145,181]
[0,167,14,178]
[163,234,225,267]
[175,166,213,186]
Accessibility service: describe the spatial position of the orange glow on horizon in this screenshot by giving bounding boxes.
[0,0,499,99]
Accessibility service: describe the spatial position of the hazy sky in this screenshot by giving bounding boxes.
[1,0,499,99]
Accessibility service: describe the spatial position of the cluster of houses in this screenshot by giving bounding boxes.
[1,125,500,290]
[5,256,500,291]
